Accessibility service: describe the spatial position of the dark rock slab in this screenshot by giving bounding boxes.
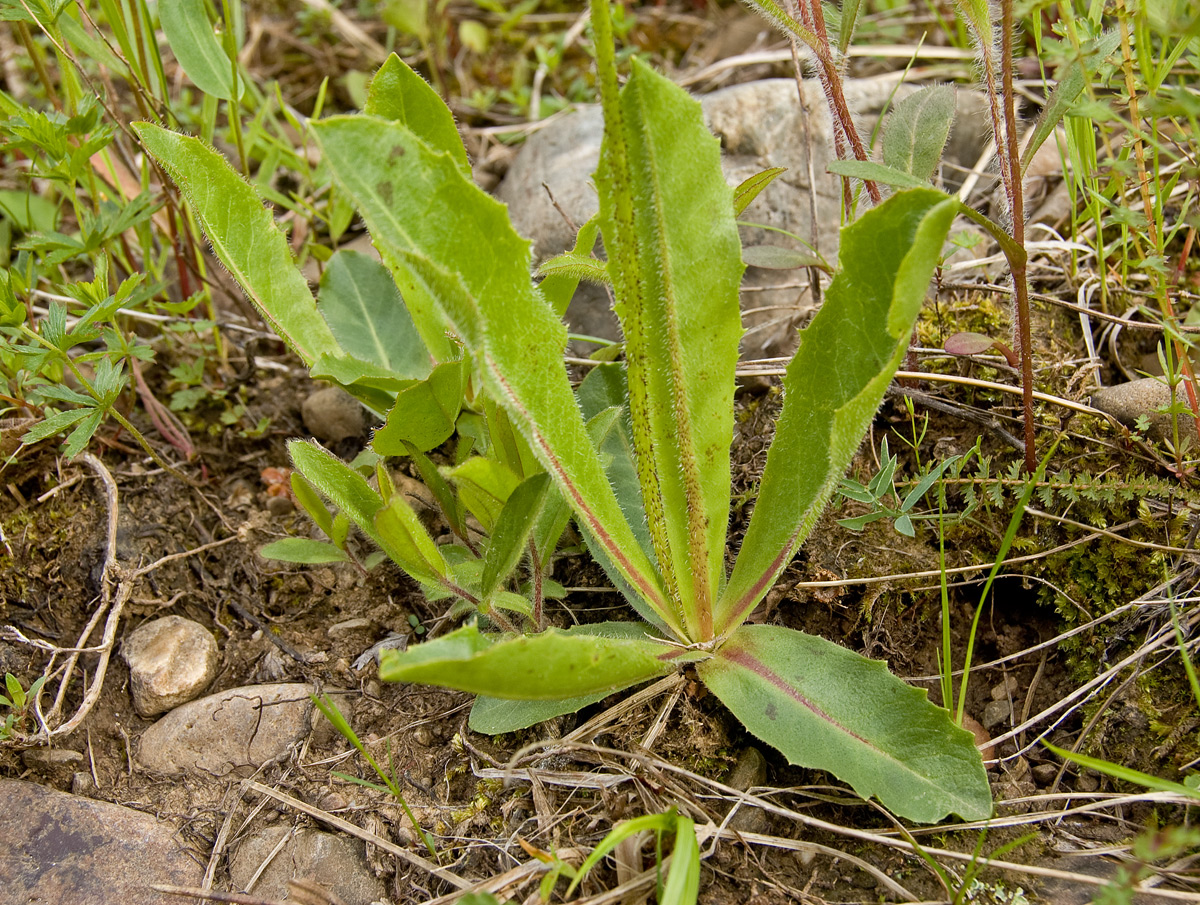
[0,779,202,905]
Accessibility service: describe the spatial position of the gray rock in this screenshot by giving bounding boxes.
[228,824,386,905]
[123,615,219,718]
[498,79,989,357]
[982,698,1013,730]
[302,385,365,443]
[22,746,85,779]
[724,746,770,834]
[0,779,203,905]
[1090,377,1199,448]
[137,683,314,777]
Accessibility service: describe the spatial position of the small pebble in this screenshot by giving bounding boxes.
[265,494,294,517]
[122,616,219,718]
[301,386,365,443]
[1075,771,1100,792]
[1032,763,1060,786]
[990,676,1018,701]
[1090,378,1200,446]
[982,698,1013,730]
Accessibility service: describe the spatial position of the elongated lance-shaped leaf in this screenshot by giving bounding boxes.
[717,190,957,634]
[134,124,341,365]
[699,625,991,823]
[594,54,744,643]
[312,115,679,638]
[159,0,242,100]
[288,440,385,547]
[378,621,698,699]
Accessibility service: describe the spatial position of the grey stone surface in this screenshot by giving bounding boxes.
[302,385,366,443]
[228,824,386,905]
[1090,377,1199,447]
[982,698,1013,730]
[137,683,313,777]
[498,79,989,357]
[0,779,203,905]
[123,615,219,717]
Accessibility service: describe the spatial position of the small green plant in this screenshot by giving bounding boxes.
[0,673,46,740]
[138,2,991,823]
[567,808,699,904]
[837,436,961,537]
[310,693,437,859]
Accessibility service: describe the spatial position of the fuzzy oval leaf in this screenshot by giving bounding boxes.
[378,621,688,699]
[318,249,431,380]
[288,440,384,547]
[365,53,469,176]
[538,216,603,317]
[159,0,242,100]
[134,124,340,364]
[718,189,957,632]
[882,85,956,182]
[374,493,449,585]
[944,331,997,356]
[699,624,991,823]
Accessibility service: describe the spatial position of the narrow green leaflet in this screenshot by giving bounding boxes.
[288,440,385,547]
[378,622,694,699]
[881,85,956,182]
[699,625,992,823]
[1019,32,1120,175]
[318,249,432,380]
[312,115,677,635]
[718,190,957,632]
[595,57,744,641]
[259,538,350,564]
[826,159,928,190]
[442,455,521,533]
[481,473,550,597]
[365,53,470,176]
[134,124,341,364]
[375,493,450,586]
[733,167,786,217]
[159,0,242,100]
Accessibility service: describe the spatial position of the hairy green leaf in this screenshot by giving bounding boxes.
[481,473,550,597]
[700,625,991,822]
[538,216,603,316]
[288,440,385,547]
[375,493,450,585]
[718,190,957,632]
[365,53,469,176]
[378,621,693,699]
[882,85,956,182]
[595,56,744,641]
[826,159,928,190]
[259,538,350,564]
[312,114,677,635]
[134,124,341,363]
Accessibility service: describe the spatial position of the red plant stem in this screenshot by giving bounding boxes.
[999,0,1035,474]
[795,0,881,206]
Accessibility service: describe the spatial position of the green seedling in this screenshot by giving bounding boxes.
[309,693,437,858]
[837,436,961,537]
[566,808,699,904]
[0,673,47,740]
[138,1,991,823]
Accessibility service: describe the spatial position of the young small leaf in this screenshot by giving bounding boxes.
[732,166,787,217]
[259,538,351,564]
[481,473,551,597]
[365,53,470,176]
[159,0,243,100]
[881,85,956,182]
